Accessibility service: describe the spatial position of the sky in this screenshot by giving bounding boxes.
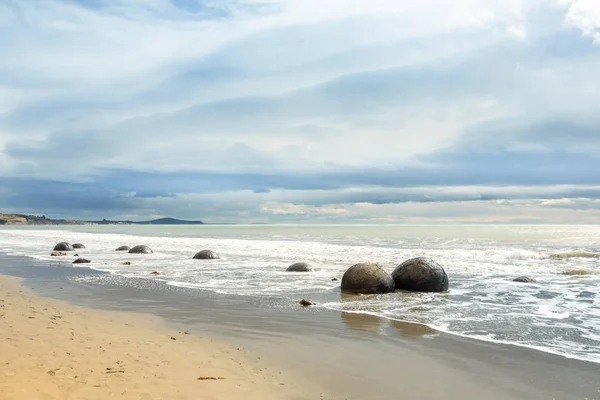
[0,0,599,223]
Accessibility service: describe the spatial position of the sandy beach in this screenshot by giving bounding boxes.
[1,254,599,400]
[0,275,315,400]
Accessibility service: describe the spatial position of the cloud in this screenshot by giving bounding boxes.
[0,0,598,222]
[561,0,600,42]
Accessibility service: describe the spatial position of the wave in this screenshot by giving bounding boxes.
[550,251,600,260]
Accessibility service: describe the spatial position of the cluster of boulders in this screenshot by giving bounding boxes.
[50,242,223,270]
[340,257,449,294]
[50,242,454,294]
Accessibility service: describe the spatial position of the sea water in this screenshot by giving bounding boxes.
[0,224,598,363]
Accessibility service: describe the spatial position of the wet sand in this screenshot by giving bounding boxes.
[0,274,322,400]
[1,255,599,400]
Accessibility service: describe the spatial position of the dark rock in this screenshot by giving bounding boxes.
[128,245,153,254]
[121,262,131,266]
[286,262,313,272]
[115,245,131,251]
[193,250,219,260]
[332,278,339,281]
[72,243,86,249]
[73,258,91,264]
[341,263,395,294]
[299,299,315,306]
[73,254,79,257]
[51,251,67,257]
[53,242,74,251]
[151,271,160,276]
[513,276,537,283]
[392,257,449,292]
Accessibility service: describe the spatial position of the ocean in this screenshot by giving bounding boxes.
[0,224,598,363]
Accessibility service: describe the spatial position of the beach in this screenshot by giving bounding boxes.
[0,253,599,400]
[0,273,316,400]
[0,224,599,399]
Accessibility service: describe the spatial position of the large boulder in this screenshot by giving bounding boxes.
[341,263,395,294]
[72,243,86,249]
[193,250,219,260]
[128,245,153,254]
[73,258,91,264]
[115,245,130,251]
[53,242,74,251]
[286,262,313,272]
[392,257,449,292]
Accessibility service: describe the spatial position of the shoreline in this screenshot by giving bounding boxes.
[0,275,320,400]
[1,254,599,400]
[20,250,600,366]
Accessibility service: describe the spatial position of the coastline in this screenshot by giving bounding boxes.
[1,254,599,399]
[0,274,319,400]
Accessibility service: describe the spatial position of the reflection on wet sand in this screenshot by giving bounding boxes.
[341,311,385,334]
[341,311,439,338]
[339,291,439,339]
[389,319,438,338]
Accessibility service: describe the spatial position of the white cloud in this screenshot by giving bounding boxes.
[0,0,599,224]
[560,0,600,42]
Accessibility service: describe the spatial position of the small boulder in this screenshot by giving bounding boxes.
[151,271,160,276]
[299,299,315,307]
[392,257,449,292]
[73,258,91,264]
[128,245,153,254]
[115,245,131,251]
[121,262,131,266]
[341,263,395,294]
[332,278,339,281]
[286,262,313,272]
[392,257,448,292]
[193,250,219,260]
[51,251,67,257]
[513,276,537,283]
[53,242,74,251]
[73,254,79,257]
[72,243,86,249]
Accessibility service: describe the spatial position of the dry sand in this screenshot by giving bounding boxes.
[0,275,316,400]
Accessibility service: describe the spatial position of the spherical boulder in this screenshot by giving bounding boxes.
[53,242,74,251]
[72,243,86,249]
[392,257,448,292]
[341,263,395,294]
[513,276,536,283]
[73,258,91,264]
[193,250,219,260]
[115,245,130,251]
[286,262,313,272]
[128,245,153,254]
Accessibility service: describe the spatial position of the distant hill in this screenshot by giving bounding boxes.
[0,214,204,225]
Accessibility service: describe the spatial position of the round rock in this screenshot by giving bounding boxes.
[286,262,313,272]
[115,245,130,251]
[128,245,153,254]
[193,250,219,260]
[513,276,536,283]
[53,242,74,251]
[73,258,91,264]
[341,263,395,294]
[392,257,449,292]
[72,243,86,249]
